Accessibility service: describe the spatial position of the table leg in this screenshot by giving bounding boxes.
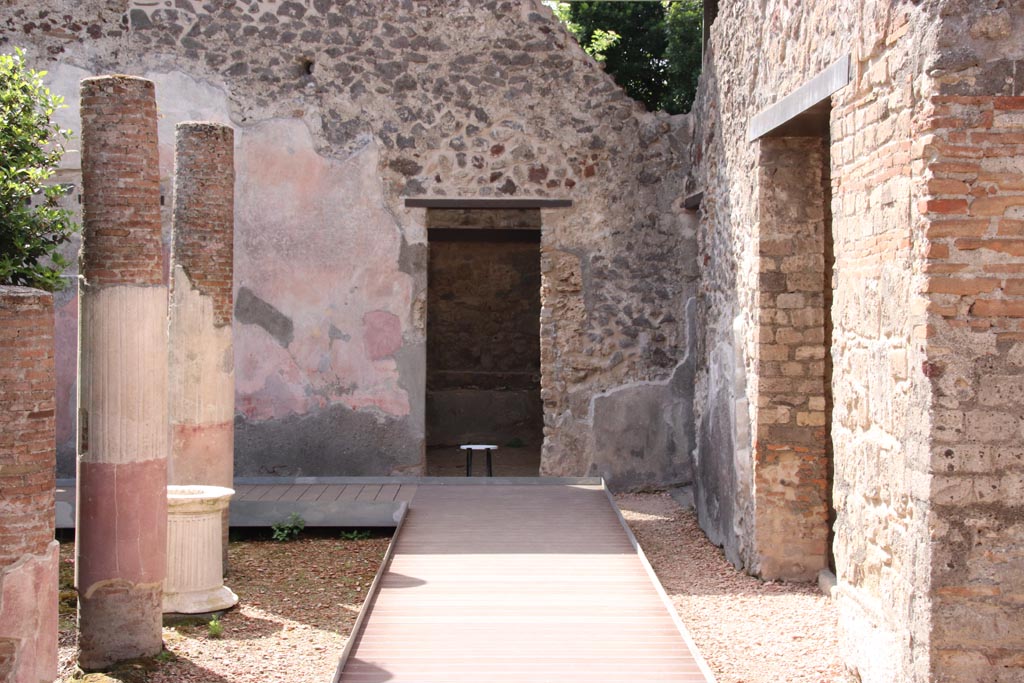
[486,449,493,477]
[465,450,472,477]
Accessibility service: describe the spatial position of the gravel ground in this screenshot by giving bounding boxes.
[58,492,849,683]
[616,492,852,683]
[58,532,390,683]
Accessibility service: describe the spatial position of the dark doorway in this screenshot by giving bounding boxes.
[425,209,543,476]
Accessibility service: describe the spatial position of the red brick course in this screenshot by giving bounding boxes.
[920,96,1024,341]
[171,122,235,326]
[0,286,55,567]
[79,76,162,287]
[919,92,1024,676]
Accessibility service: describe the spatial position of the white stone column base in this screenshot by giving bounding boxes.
[163,584,238,614]
[164,485,237,614]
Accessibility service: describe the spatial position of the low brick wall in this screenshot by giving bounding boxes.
[0,285,58,683]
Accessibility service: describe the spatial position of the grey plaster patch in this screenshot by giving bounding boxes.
[328,324,350,342]
[234,286,294,348]
[234,403,423,477]
[694,340,742,568]
[393,341,426,462]
[57,442,75,478]
[590,359,695,492]
[397,237,427,276]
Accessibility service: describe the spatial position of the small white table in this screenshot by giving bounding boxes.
[460,444,498,477]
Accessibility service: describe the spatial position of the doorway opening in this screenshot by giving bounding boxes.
[424,208,543,477]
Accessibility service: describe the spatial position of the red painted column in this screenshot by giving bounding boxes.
[76,75,168,669]
[0,286,59,683]
[168,121,236,563]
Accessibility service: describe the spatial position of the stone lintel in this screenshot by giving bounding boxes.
[405,198,572,209]
[747,55,851,142]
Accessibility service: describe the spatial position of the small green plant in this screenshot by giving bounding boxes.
[155,649,176,662]
[340,529,371,541]
[271,512,305,541]
[207,617,223,639]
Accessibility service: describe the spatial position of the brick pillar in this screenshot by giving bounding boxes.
[0,286,59,683]
[751,136,831,581]
[76,75,168,669]
[918,94,1024,681]
[169,121,235,564]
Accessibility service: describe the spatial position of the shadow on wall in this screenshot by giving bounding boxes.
[690,41,754,570]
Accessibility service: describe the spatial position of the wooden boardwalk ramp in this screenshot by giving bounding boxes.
[337,482,715,683]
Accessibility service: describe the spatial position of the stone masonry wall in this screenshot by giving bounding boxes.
[0,0,697,488]
[694,0,1024,680]
[917,2,1024,678]
[693,1,941,681]
[0,286,59,683]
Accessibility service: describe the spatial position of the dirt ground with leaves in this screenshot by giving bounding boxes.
[58,531,390,683]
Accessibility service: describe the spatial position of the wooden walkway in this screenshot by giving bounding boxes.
[337,483,714,683]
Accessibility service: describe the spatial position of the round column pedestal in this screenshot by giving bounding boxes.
[164,485,238,614]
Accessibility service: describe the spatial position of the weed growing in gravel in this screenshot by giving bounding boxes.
[340,529,372,541]
[271,513,306,541]
[207,617,224,639]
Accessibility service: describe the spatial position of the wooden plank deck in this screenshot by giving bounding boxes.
[337,484,714,683]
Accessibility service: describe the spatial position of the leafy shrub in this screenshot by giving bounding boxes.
[0,48,77,291]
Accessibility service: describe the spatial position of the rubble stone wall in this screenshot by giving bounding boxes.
[0,0,697,488]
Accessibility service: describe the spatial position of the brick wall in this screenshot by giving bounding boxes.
[79,76,162,287]
[171,122,234,326]
[695,0,1024,680]
[0,286,55,567]
[751,137,830,580]
[917,90,1024,683]
[693,2,942,680]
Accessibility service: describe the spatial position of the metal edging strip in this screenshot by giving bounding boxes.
[602,480,719,683]
[331,499,410,683]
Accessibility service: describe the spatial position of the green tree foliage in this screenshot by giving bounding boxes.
[0,49,76,291]
[664,1,703,114]
[549,1,703,115]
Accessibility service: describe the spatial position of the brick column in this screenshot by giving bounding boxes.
[0,286,59,683]
[76,75,168,669]
[751,137,831,581]
[169,121,235,564]
[918,94,1024,680]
